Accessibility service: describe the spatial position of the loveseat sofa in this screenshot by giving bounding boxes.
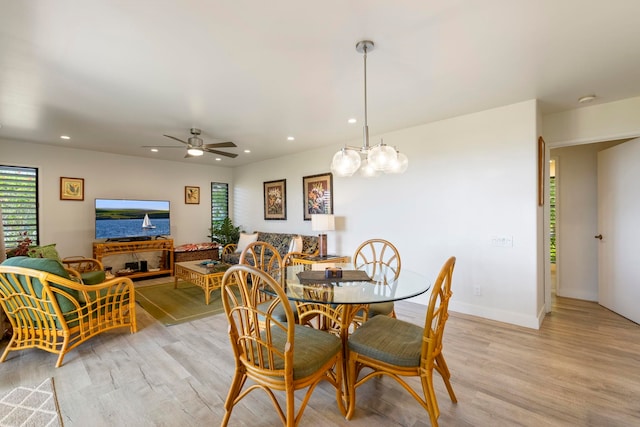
[221,231,318,265]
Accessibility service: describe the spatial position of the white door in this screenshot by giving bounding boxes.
[597,138,640,323]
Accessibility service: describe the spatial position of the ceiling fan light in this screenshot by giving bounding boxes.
[187,147,204,156]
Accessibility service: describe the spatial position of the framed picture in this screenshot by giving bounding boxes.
[263,179,287,220]
[185,186,200,204]
[302,172,333,221]
[538,136,545,206]
[60,177,84,201]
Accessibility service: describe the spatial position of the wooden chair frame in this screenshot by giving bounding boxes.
[61,256,104,275]
[239,241,282,273]
[353,238,402,320]
[346,256,457,426]
[220,264,345,426]
[0,265,137,367]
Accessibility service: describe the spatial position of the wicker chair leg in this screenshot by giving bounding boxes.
[0,336,15,363]
[420,372,440,427]
[435,353,457,403]
[221,370,245,427]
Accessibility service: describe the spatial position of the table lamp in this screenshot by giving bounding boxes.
[311,214,335,258]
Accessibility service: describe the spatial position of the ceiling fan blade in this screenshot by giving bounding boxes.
[163,135,189,145]
[203,141,237,148]
[142,145,185,148]
[204,148,238,158]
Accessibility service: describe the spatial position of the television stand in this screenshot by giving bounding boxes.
[93,239,174,280]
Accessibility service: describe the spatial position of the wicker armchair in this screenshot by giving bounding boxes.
[0,256,137,367]
[61,256,106,284]
[222,243,237,256]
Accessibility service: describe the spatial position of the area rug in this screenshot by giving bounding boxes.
[136,281,226,326]
[0,378,62,427]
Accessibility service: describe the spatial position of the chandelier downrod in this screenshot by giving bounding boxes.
[357,40,374,150]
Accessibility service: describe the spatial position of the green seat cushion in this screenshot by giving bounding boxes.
[257,299,298,323]
[26,243,61,260]
[80,270,106,285]
[264,324,341,379]
[1,256,79,316]
[348,314,423,367]
[367,301,395,317]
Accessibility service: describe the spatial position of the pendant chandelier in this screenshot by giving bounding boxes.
[331,40,408,177]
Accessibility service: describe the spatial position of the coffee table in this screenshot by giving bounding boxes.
[173,260,232,305]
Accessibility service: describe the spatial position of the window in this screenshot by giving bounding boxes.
[0,165,39,248]
[211,182,229,225]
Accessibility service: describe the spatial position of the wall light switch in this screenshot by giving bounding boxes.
[490,235,514,247]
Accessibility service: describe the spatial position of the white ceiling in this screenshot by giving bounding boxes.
[2,1,640,166]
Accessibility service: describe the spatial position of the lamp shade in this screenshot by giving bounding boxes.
[311,214,335,231]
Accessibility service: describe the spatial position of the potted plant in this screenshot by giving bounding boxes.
[209,217,241,247]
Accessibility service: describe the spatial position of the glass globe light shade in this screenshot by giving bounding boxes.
[368,144,398,171]
[359,158,381,177]
[331,148,361,177]
[187,148,204,156]
[387,151,409,174]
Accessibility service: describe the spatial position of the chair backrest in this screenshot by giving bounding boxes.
[239,241,282,272]
[0,264,80,331]
[221,264,295,378]
[421,256,456,369]
[352,239,401,282]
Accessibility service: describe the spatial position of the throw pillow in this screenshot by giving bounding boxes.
[288,235,304,253]
[235,232,258,253]
[27,243,61,260]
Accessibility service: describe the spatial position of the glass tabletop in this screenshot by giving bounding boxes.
[268,263,431,305]
[175,260,231,275]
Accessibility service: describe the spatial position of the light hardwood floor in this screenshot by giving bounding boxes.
[1,277,639,426]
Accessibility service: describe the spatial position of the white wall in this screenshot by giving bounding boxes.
[234,100,543,328]
[0,139,233,261]
[543,96,640,146]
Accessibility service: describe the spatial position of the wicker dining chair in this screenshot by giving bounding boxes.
[239,241,282,272]
[220,264,346,426]
[352,238,401,319]
[346,256,457,426]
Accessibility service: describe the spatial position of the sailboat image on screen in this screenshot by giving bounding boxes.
[142,213,156,229]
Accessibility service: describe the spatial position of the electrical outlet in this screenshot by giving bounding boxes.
[473,286,481,296]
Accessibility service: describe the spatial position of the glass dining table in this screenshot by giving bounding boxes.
[266,263,432,408]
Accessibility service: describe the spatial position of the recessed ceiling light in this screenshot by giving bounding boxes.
[215,157,222,161]
[150,148,158,152]
[287,136,295,141]
[348,118,357,124]
[244,149,251,153]
[60,135,70,140]
[578,94,596,104]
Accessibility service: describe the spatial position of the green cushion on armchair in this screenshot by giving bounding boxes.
[1,256,79,323]
[80,270,106,285]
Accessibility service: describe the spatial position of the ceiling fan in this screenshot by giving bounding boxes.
[143,128,238,158]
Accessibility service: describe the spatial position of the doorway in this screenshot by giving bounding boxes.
[548,139,629,302]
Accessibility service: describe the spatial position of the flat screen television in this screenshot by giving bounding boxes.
[95,199,170,241]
